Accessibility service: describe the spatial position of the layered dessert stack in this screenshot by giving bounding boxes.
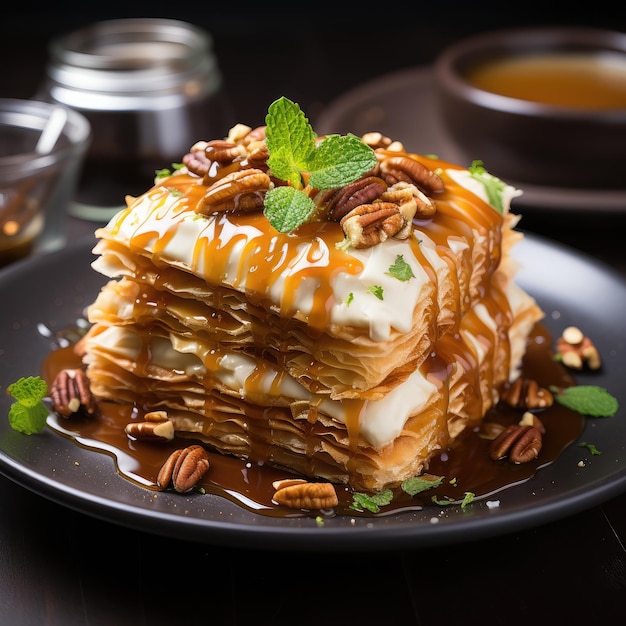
[78,98,542,491]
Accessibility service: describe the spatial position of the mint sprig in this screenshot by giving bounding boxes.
[263,97,377,232]
[7,376,49,434]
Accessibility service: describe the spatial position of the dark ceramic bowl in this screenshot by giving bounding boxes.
[433,27,626,189]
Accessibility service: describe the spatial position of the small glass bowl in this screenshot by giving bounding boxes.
[0,98,90,267]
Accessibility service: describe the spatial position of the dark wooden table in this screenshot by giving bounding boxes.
[1,6,625,625]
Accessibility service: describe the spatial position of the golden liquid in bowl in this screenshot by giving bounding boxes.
[466,52,626,109]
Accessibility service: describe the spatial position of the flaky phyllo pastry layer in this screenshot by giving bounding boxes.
[79,123,543,491]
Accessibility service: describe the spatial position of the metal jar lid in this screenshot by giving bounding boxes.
[45,18,222,111]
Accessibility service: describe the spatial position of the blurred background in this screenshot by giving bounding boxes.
[1,7,625,625]
[2,2,626,127]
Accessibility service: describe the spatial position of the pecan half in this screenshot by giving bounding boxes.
[324,175,388,221]
[50,369,97,418]
[195,168,271,214]
[156,445,210,493]
[272,481,339,509]
[501,377,553,409]
[378,155,444,194]
[204,139,247,163]
[489,425,543,464]
[182,142,211,177]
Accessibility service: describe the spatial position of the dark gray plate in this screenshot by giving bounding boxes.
[316,66,626,213]
[0,235,624,551]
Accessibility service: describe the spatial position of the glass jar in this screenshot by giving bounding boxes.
[39,18,235,220]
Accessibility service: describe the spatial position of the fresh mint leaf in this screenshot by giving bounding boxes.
[265,97,316,187]
[386,255,415,281]
[7,376,49,435]
[550,385,619,417]
[469,159,506,214]
[7,376,47,408]
[8,401,49,435]
[263,186,316,232]
[308,134,377,190]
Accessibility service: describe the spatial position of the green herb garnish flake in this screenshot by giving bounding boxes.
[386,255,415,281]
[460,491,475,510]
[367,285,384,300]
[469,159,506,214]
[579,442,602,455]
[550,385,619,417]
[350,489,394,513]
[155,163,184,181]
[401,474,444,496]
[263,97,377,232]
[431,491,475,511]
[7,376,49,435]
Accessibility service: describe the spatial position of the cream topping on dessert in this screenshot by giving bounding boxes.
[96,163,518,344]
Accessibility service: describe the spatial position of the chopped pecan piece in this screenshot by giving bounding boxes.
[144,410,169,422]
[124,420,175,442]
[556,326,601,370]
[361,132,394,150]
[156,445,210,493]
[519,411,546,435]
[50,369,97,418]
[380,181,435,221]
[489,424,543,464]
[501,377,553,409]
[273,480,339,509]
[340,202,407,248]
[243,141,270,170]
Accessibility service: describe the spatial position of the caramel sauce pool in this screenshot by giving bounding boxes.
[42,323,583,518]
[465,52,626,109]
